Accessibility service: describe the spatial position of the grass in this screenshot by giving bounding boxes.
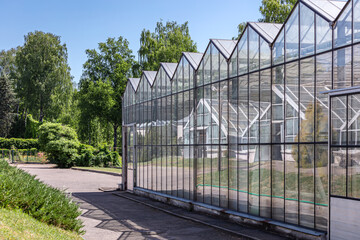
[73,166,122,174]
[0,160,83,233]
[0,208,82,240]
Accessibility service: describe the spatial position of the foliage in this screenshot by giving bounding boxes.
[15,31,73,122]
[234,0,297,39]
[79,36,138,150]
[0,160,83,233]
[75,144,121,167]
[0,137,38,149]
[139,20,197,71]
[0,73,16,137]
[38,123,80,168]
[292,102,328,168]
[0,208,82,240]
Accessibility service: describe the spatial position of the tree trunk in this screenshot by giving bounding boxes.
[113,124,118,152]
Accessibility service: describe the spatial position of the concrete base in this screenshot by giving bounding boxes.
[133,187,326,240]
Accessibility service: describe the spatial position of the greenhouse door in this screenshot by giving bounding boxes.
[123,125,136,191]
[328,87,360,240]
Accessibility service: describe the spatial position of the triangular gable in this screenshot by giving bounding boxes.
[210,39,237,60]
[143,71,157,86]
[160,62,178,79]
[128,78,140,92]
[248,22,282,43]
[301,0,346,22]
[183,52,203,69]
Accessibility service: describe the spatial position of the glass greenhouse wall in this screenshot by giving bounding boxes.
[123,0,360,231]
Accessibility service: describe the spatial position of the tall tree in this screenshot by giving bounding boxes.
[139,20,197,71]
[79,37,138,150]
[235,0,297,39]
[0,71,16,137]
[15,31,72,122]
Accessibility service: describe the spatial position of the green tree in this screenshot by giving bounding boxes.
[139,20,197,71]
[79,36,138,150]
[235,0,297,39]
[0,71,16,137]
[15,31,73,123]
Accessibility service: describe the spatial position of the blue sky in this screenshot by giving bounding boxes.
[0,0,262,84]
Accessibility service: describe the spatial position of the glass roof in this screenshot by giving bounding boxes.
[160,62,178,79]
[143,71,157,86]
[210,39,237,59]
[301,0,347,22]
[248,22,282,43]
[128,78,140,91]
[183,52,203,69]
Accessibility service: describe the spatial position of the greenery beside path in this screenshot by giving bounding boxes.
[0,160,83,234]
[0,208,82,240]
[72,166,122,175]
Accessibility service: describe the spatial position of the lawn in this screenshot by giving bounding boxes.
[0,208,82,240]
[73,166,122,174]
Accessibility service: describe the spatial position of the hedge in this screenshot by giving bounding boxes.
[0,138,39,150]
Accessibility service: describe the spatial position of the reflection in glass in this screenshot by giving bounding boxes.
[286,5,299,61]
[334,3,352,48]
[300,3,314,57]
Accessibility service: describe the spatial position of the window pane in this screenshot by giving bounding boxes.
[260,69,271,143]
[272,66,285,143]
[348,148,360,198]
[315,144,328,231]
[211,44,220,82]
[273,29,285,64]
[334,3,352,48]
[300,57,315,142]
[238,76,249,144]
[333,47,352,89]
[229,46,238,77]
[285,144,298,225]
[249,27,259,71]
[285,62,299,143]
[316,15,332,53]
[238,145,248,212]
[331,96,347,145]
[272,144,284,221]
[349,94,360,145]
[260,38,271,68]
[229,144,238,211]
[249,73,259,144]
[238,30,248,75]
[249,145,259,215]
[286,5,299,61]
[354,0,360,43]
[260,145,271,218]
[331,147,346,196]
[300,3,315,57]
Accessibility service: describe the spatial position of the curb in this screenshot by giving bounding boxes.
[71,167,122,177]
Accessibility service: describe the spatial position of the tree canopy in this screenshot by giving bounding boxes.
[78,36,138,149]
[139,20,197,71]
[15,31,73,123]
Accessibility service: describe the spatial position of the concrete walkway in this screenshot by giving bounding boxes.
[16,164,247,240]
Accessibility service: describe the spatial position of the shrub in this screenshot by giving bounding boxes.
[38,123,80,168]
[0,138,39,149]
[0,160,83,233]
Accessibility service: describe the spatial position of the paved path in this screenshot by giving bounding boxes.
[16,164,246,240]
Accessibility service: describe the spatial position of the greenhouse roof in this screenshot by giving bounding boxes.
[143,71,157,86]
[128,78,140,91]
[160,62,178,79]
[211,39,237,59]
[183,52,203,69]
[301,0,347,22]
[248,22,282,43]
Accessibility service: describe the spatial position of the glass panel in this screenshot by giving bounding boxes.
[260,38,271,68]
[273,29,285,65]
[204,145,212,205]
[331,147,346,196]
[211,44,220,82]
[249,27,259,72]
[299,57,315,142]
[196,146,204,203]
[299,144,314,229]
[300,3,315,57]
[260,145,271,218]
[229,144,238,210]
[349,94,360,145]
[272,66,285,143]
[285,144,298,225]
[211,83,220,144]
[249,73,259,144]
[260,70,271,143]
[316,52,332,142]
[220,81,228,144]
[316,15,332,53]
[229,46,238,77]
[331,96,347,145]
[354,44,360,86]
[285,5,299,61]
[220,54,227,80]
[204,48,211,84]
[333,47,352,89]
[238,29,248,75]
[212,145,220,206]
[238,76,248,144]
[229,78,238,144]
[272,144,284,221]
[238,145,248,212]
[348,148,360,198]
[220,145,228,208]
[315,144,328,231]
[249,145,259,215]
[354,0,360,43]
[184,59,190,90]
[334,2,352,48]
[285,62,299,143]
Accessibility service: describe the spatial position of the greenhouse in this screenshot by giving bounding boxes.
[122,0,360,237]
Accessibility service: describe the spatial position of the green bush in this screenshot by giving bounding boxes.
[0,138,39,149]
[75,143,120,168]
[0,160,83,233]
[38,123,80,168]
